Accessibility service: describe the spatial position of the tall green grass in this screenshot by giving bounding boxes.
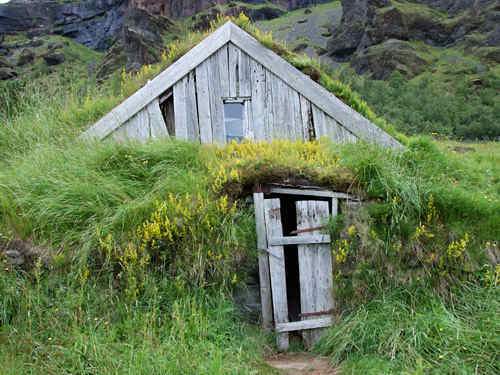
[316,283,499,374]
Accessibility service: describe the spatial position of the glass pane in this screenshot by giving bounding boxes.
[224,103,244,143]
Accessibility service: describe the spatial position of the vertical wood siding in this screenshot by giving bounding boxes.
[141,43,360,145]
[110,99,168,141]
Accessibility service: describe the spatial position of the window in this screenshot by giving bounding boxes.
[224,102,245,143]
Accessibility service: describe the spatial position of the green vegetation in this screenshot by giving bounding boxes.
[329,66,500,140]
[0,15,498,374]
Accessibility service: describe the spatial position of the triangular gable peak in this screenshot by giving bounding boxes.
[83,21,402,148]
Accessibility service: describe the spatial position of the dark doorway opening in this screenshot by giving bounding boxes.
[159,89,175,136]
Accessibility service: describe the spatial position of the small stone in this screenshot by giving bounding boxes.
[43,53,65,66]
[0,69,17,80]
[6,250,24,266]
[17,49,35,66]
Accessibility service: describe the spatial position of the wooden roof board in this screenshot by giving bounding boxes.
[82,21,402,148]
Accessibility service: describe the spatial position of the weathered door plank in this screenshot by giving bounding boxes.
[296,200,334,348]
[264,198,289,350]
[254,192,273,330]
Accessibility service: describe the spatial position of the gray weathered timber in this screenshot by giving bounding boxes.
[296,201,334,348]
[254,192,273,330]
[227,22,402,148]
[332,197,339,217]
[173,77,188,140]
[239,49,252,97]
[110,107,150,141]
[209,46,230,143]
[268,187,356,200]
[195,60,213,143]
[276,317,333,333]
[299,95,313,141]
[83,22,232,140]
[264,198,289,351]
[147,98,169,138]
[84,21,402,149]
[264,69,275,141]
[250,58,266,141]
[269,235,331,246]
[185,71,200,140]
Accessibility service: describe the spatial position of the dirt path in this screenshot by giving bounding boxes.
[265,352,339,375]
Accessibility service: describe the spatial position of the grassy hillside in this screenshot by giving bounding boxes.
[0,15,499,375]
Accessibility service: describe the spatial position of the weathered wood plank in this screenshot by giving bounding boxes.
[331,197,339,217]
[312,104,327,140]
[253,192,273,330]
[291,89,304,141]
[299,95,313,141]
[195,60,213,143]
[147,98,169,138]
[228,22,402,148]
[173,76,188,140]
[269,235,331,246]
[239,49,252,97]
[296,201,334,348]
[276,317,333,333]
[110,108,150,141]
[228,43,239,97]
[185,71,200,141]
[83,22,232,140]
[268,187,356,200]
[209,46,230,143]
[265,69,275,141]
[264,198,289,351]
[250,58,266,141]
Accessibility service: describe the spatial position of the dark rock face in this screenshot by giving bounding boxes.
[43,53,65,66]
[130,0,331,20]
[17,48,35,66]
[0,68,18,80]
[327,0,498,78]
[0,0,126,51]
[351,39,432,79]
[96,7,176,78]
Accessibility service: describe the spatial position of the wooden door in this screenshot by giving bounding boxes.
[258,196,334,350]
[296,201,334,348]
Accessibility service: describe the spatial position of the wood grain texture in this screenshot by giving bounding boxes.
[173,76,188,140]
[147,98,169,138]
[209,46,230,143]
[276,317,333,333]
[83,22,232,140]
[195,60,213,143]
[110,107,150,141]
[254,192,273,330]
[185,71,200,141]
[269,235,331,246]
[249,58,266,141]
[227,22,402,148]
[299,95,313,141]
[268,187,355,200]
[264,198,289,351]
[296,201,334,348]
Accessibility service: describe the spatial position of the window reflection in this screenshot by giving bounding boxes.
[224,103,244,143]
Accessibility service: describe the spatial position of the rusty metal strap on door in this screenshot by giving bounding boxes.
[289,226,326,235]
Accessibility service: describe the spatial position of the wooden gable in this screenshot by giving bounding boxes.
[82,21,402,149]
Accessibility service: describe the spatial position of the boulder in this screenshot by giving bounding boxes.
[5,250,24,266]
[0,69,17,80]
[0,56,12,68]
[351,39,432,79]
[17,48,35,66]
[43,53,65,66]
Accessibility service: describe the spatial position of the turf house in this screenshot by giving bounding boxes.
[83,21,403,350]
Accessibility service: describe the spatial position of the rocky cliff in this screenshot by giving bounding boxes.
[327,0,499,79]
